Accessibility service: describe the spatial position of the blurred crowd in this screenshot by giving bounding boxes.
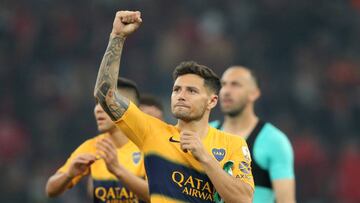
[0,0,359,202]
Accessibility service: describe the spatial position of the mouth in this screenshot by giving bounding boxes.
[174,104,190,108]
[221,97,233,104]
[96,117,106,122]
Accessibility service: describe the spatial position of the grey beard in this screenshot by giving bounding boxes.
[225,106,245,118]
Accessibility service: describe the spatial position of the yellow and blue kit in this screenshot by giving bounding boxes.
[58,133,145,203]
[116,102,254,203]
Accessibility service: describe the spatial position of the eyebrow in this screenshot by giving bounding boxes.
[221,80,240,84]
[173,85,200,90]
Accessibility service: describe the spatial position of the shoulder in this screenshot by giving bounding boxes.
[76,134,104,151]
[258,123,291,146]
[122,101,169,127]
[256,123,294,158]
[212,127,247,148]
[209,120,221,128]
[125,139,142,152]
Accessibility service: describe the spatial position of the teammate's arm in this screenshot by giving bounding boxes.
[268,131,296,203]
[45,154,96,197]
[87,176,93,197]
[94,11,142,121]
[45,172,73,197]
[273,179,296,203]
[201,157,253,203]
[96,138,150,202]
[180,131,253,203]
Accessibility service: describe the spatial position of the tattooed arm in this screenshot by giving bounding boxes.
[94,11,142,121]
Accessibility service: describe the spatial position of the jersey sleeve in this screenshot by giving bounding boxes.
[57,139,95,188]
[115,102,159,149]
[228,138,255,189]
[266,128,295,180]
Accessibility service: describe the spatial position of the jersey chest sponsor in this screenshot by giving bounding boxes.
[145,154,216,202]
[93,180,139,203]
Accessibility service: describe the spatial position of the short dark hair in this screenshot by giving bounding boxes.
[172,61,221,94]
[230,66,260,89]
[140,94,163,112]
[117,77,140,103]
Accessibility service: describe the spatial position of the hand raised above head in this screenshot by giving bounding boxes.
[111,10,142,37]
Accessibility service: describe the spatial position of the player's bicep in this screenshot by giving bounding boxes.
[230,144,255,189]
[268,136,295,180]
[272,179,296,203]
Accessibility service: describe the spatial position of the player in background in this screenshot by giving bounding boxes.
[210,66,296,203]
[139,94,164,120]
[46,77,150,203]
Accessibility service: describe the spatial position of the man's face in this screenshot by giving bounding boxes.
[94,102,115,132]
[94,88,137,132]
[220,68,259,117]
[171,74,216,122]
[139,105,163,120]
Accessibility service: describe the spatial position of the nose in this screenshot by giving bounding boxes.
[95,104,104,113]
[177,89,186,101]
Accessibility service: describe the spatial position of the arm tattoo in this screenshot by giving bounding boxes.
[94,35,129,121]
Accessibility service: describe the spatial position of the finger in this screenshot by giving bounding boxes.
[96,152,107,161]
[180,135,194,142]
[116,11,122,17]
[181,130,195,134]
[126,15,132,23]
[74,158,91,164]
[96,143,111,157]
[76,154,97,162]
[116,11,127,21]
[129,16,135,23]
[121,16,127,23]
[96,149,111,164]
[95,151,104,160]
[124,16,130,23]
[102,138,116,149]
[74,158,94,166]
[97,143,116,162]
[180,133,191,139]
[97,140,115,155]
[120,15,129,23]
[181,143,192,153]
[180,131,195,137]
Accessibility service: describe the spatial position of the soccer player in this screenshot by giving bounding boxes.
[94,11,254,203]
[211,66,296,203]
[46,77,150,203]
[139,94,164,120]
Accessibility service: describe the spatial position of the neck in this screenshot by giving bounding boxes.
[222,105,258,138]
[108,128,129,148]
[177,114,210,139]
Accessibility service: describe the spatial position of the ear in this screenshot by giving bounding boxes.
[249,88,261,102]
[207,94,218,110]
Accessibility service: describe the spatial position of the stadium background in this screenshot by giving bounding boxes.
[0,0,359,202]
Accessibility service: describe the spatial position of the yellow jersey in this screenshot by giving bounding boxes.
[116,102,254,203]
[58,133,145,203]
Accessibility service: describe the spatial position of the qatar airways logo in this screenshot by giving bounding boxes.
[94,186,138,203]
[171,171,215,201]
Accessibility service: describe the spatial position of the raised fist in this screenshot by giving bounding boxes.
[112,11,142,37]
